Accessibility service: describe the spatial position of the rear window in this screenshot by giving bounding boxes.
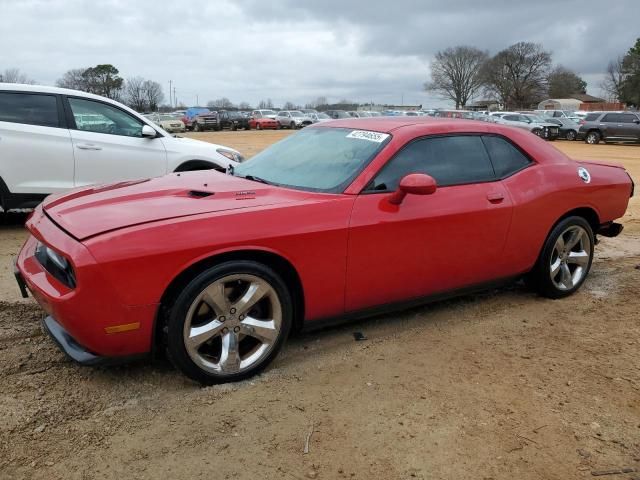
[482,136,531,178]
[0,92,59,127]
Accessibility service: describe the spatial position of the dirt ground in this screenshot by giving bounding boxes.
[0,134,639,480]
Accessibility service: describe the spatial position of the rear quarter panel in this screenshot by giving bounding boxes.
[501,161,632,274]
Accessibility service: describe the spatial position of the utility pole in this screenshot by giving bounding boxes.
[169,80,172,108]
[196,94,199,106]
[173,87,176,108]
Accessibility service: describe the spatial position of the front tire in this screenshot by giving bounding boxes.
[565,130,577,141]
[585,131,601,144]
[193,123,201,132]
[527,216,594,299]
[166,261,293,385]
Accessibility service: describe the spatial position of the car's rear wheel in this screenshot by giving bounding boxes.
[565,130,577,141]
[585,131,600,144]
[256,123,262,130]
[527,216,594,299]
[166,261,292,385]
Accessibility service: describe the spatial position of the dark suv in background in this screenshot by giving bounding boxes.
[578,112,640,144]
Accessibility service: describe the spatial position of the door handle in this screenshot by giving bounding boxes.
[487,192,504,203]
[76,143,102,150]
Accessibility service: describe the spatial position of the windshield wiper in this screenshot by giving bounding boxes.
[239,174,273,185]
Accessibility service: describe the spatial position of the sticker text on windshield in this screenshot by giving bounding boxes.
[346,130,390,143]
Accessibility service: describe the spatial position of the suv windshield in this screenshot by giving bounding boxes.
[290,111,303,117]
[233,127,391,192]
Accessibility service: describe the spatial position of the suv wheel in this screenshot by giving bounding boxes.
[585,131,600,144]
[290,122,296,129]
[565,130,577,141]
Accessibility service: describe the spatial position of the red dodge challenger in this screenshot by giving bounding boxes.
[15,118,634,384]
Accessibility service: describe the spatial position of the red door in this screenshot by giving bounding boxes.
[345,183,513,311]
[344,134,514,312]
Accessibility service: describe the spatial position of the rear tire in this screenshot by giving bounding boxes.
[526,216,594,299]
[165,261,293,385]
[585,131,601,144]
[565,130,577,141]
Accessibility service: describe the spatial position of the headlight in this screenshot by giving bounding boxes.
[216,148,245,163]
[35,242,76,288]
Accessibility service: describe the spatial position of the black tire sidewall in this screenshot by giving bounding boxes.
[530,216,594,299]
[166,261,293,385]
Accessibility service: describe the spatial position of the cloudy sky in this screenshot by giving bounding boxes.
[1,0,638,108]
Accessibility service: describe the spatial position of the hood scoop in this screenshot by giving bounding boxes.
[188,190,214,198]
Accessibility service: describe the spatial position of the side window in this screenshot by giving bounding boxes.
[585,113,600,122]
[369,136,495,191]
[619,114,637,124]
[0,92,59,127]
[482,136,531,178]
[68,97,144,137]
[503,115,518,121]
[601,113,619,123]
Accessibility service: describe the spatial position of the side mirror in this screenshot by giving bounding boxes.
[141,125,157,138]
[388,173,437,205]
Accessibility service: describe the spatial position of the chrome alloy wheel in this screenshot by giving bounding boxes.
[183,274,282,375]
[549,225,592,291]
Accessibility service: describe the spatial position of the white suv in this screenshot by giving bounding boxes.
[0,84,244,211]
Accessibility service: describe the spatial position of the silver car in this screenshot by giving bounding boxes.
[495,113,560,140]
[305,112,332,124]
[276,110,306,129]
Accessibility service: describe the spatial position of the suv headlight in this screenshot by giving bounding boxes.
[216,148,245,163]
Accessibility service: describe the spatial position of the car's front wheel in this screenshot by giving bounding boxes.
[565,130,577,141]
[585,130,601,144]
[527,216,594,299]
[166,261,292,385]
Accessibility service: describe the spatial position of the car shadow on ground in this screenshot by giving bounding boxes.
[51,280,533,389]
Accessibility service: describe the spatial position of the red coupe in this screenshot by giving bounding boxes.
[15,118,633,384]
[249,116,279,130]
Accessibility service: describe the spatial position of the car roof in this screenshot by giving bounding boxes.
[313,116,495,133]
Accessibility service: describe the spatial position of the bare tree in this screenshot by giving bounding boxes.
[207,97,234,109]
[482,42,552,110]
[238,101,251,110]
[56,68,88,90]
[600,57,625,102]
[257,98,274,109]
[124,77,147,112]
[143,80,164,112]
[282,101,297,110]
[425,46,488,109]
[0,68,35,84]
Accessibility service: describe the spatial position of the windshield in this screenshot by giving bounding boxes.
[290,111,303,117]
[233,127,391,193]
[317,113,331,119]
[261,110,276,116]
[526,115,547,123]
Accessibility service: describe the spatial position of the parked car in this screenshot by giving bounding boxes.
[305,112,332,124]
[251,109,278,120]
[325,110,351,119]
[182,107,210,130]
[16,117,633,384]
[192,110,220,132]
[535,109,575,119]
[495,113,560,140]
[544,117,580,141]
[0,84,244,211]
[276,110,306,129]
[144,113,186,133]
[218,110,250,131]
[300,109,318,115]
[578,111,640,144]
[249,116,279,130]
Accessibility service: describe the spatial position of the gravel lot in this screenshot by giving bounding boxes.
[0,134,638,480]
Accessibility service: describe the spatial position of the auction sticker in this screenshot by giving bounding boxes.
[346,130,390,143]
